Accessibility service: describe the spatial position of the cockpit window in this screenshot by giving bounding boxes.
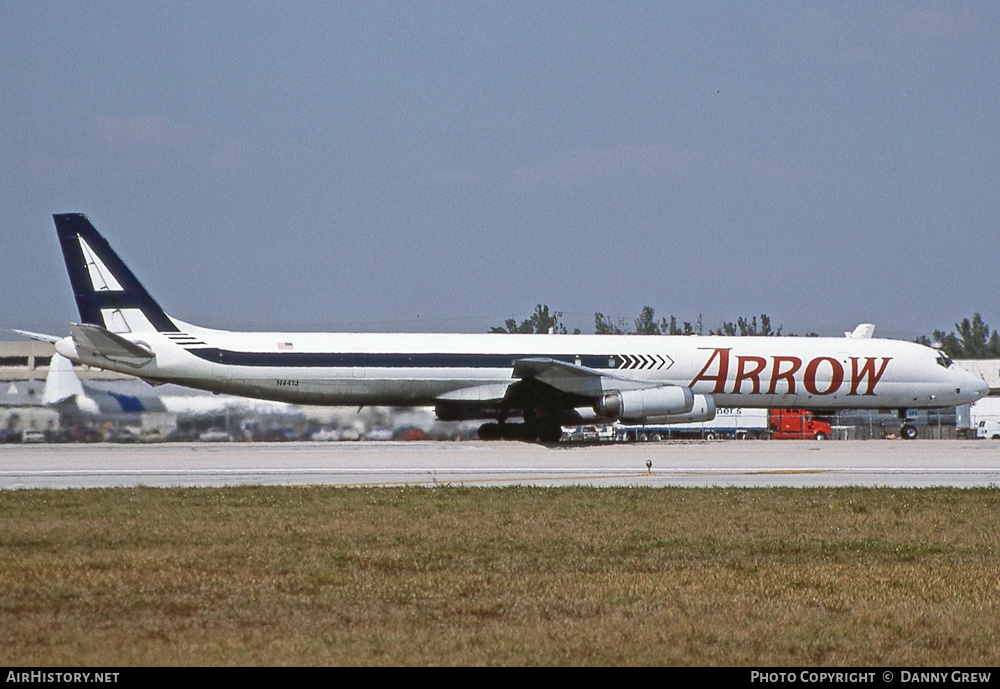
[935,351,953,369]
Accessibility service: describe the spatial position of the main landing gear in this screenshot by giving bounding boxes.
[477,421,563,443]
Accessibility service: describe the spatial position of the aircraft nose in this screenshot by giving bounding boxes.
[960,369,990,401]
[973,374,989,398]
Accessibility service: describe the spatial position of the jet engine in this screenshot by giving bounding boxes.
[640,394,716,425]
[594,385,694,421]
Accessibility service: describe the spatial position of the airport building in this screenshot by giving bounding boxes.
[0,340,134,439]
[0,340,130,385]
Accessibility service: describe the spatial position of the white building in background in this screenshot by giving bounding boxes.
[954,360,1000,395]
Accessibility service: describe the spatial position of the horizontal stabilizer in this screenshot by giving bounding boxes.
[8,328,61,343]
[70,322,155,369]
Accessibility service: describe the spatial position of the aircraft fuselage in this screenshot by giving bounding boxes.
[57,327,985,411]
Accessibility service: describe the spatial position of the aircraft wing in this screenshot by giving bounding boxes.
[435,382,516,403]
[511,357,657,397]
[434,357,668,411]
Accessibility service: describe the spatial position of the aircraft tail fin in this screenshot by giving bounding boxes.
[53,213,179,333]
[41,352,85,405]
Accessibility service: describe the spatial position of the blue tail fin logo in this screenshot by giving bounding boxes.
[53,213,179,333]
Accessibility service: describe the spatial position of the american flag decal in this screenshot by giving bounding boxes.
[277,342,294,351]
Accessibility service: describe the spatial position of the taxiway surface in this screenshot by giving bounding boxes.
[2,440,999,489]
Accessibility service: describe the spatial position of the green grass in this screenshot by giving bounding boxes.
[1,486,998,665]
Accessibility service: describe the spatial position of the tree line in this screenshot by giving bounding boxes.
[915,314,1000,359]
[491,305,789,337]
[492,306,1000,359]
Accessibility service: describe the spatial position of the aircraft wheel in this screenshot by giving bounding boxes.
[637,432,649,442]
[650,433,662,442]
[537,425,563,443]
[501,423,529,441]
[477,423,502,440]
[901,425,918,440]
[705,431,717,440]
[814,432,828,440]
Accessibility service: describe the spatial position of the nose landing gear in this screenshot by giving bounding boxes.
[477,421,564,443]
[898,409,918,439]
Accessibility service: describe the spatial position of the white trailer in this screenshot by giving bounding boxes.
[616,407,769,441]
[969,396,1000,439]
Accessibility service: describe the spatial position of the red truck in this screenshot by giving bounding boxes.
[768,409,832,440]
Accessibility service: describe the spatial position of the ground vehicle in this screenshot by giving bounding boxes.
[198,429,230,442]
[106,427,139,443]
[309,427,341,442]
[769,409,832,440]
[70,426,104,442]
[617,407,766,441]
[560,425,615,442]
[21,430,47,443]
[967,397,1000,439]
[617,408,832,441]
[976,419,1000,440]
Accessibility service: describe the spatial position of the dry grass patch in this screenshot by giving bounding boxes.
[0,486,997,665]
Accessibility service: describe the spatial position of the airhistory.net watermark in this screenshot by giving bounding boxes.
[6,673,119,684]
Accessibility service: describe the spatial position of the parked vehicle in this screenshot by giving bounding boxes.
[309,427,340,441]
[976,419,1000,440]
[106,427,139,443]
[139,429,163,443]
[617,408,832,441]
[165,428,199,442]
[71,426,104,443]
[768,409,832,440]
[967,397,1000,439]
[560,425,615,443]
[392,426,430,441]
[21,430,47,444]
[562,425,598,442]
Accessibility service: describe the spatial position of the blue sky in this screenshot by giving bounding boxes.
[3,2,998,339]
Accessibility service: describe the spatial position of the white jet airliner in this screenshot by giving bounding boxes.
[47,213,987,441]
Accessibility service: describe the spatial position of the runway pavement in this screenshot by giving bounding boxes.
[2,439,999,489]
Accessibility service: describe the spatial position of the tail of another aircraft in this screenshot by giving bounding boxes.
[41,352,85,405]
[53,213,179,334]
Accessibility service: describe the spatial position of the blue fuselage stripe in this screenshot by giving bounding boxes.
[187,348,615,369]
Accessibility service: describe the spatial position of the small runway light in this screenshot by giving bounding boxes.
[646,459,652,475]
